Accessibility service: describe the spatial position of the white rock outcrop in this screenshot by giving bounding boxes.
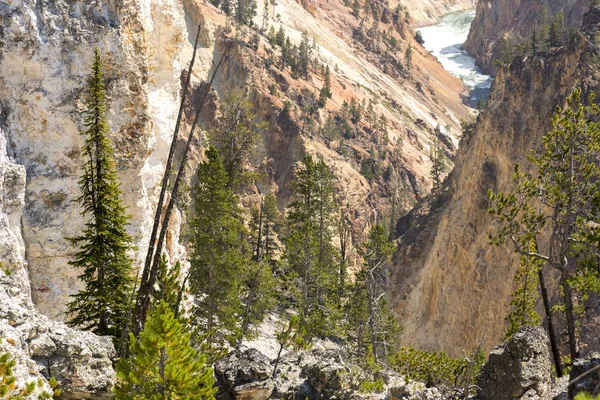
[0,0,201,319]
[1,129,115,398]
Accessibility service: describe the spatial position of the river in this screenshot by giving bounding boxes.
[417,11,493,107]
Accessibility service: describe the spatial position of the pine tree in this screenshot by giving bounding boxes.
[235,0,257,25]
[284,155,340,338]
[238,260,276,346]
[154,254,186,317]
[114,302,216,399]
[489,88,600,375]
[189,146,245,344]
[209,90,266,189]
[298,31,312,79]
[547,12,565,48]
[493,38,514,67]
[318,65,332,108]
[505,252,542,339]
[346,224,401,362]
[67,48,133,342]
[275,25,285,46]
[405,44,412,71]
[281,37,291,69]
[272,315,310,378]
[250,193,280,266]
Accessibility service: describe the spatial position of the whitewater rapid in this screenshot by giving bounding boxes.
[417,11,493,104]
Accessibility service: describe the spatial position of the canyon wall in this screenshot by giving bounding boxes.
[0,0,474,321]
[390,7,600,355]
[463,0,589,75]
[401,0,477,26]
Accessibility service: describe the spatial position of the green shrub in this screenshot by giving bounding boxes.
[575,393,600,400]
[391,346,484,394]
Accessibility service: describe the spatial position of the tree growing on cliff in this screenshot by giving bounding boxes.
[405,44,413,71]
[430,127,445,190]
[235,0,258,25]
[209,90,266,190]
[66,48,134,342]
[489,88,600,375]
[114,302,216,399]
[318,65,332,108]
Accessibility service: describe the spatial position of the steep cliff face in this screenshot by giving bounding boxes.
[1,0,474,321]
[390,9,600,355]
[463,0,588,75]
[0,0,199,318]
[0,129,114,398]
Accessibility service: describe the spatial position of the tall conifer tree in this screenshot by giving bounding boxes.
[67,48,133,341]
[284,155,340,337]
[189,146,245,344]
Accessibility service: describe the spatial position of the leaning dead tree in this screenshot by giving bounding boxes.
[128,23,234,337]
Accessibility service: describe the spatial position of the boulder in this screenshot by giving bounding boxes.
[478,327,552,400]
[300,349,349,399]
[0,268,115,399]
[570,353,600,398]
[215,348,274,400]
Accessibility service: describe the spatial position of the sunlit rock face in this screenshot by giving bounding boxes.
[0,0,200,319]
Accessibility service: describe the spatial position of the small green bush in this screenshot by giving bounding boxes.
[390,346,484,394]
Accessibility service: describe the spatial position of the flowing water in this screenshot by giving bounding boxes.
[417,11,493,106]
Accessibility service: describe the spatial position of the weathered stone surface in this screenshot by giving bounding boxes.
[570,353,600,398]
[215,349,274,399]
[0,267,116,399]
[478,327,552,400]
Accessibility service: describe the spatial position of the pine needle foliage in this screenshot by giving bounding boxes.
[208,90,266,190]
[189,146,245,345]
[66,48,133,342]
[114,302,216,400]
[505,252,542,339]
[284,155,340,338]
[272,314,311,378]
[391,346,485,393]
[346,224,401,363]
[154,254,186,316]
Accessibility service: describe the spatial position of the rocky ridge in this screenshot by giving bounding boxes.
[463,0,588,75]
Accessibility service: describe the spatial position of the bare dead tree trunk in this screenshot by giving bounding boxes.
[133,41,232,335]
[538,266,562,377]
[130,23,203,338]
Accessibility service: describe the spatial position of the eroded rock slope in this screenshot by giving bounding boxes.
[391,6,600,355]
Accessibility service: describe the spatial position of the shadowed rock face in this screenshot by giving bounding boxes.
[463,0,588,75]
[390,7,600,356]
